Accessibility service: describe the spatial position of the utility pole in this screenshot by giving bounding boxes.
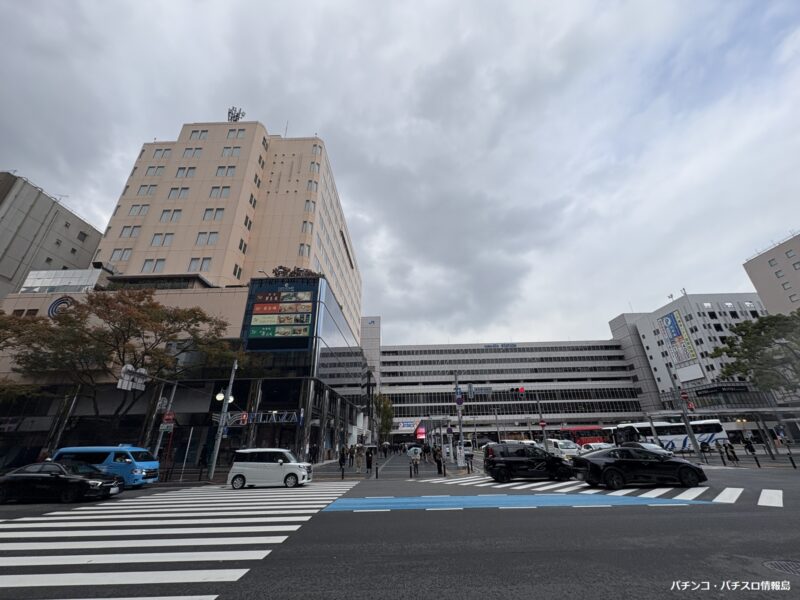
[208,359,237,481]
[646,413,663,447]
[494,408,501,443]
[537,399,548,453]
[677,390,702,457]
[153,382,178,458]
[455,372,465,467]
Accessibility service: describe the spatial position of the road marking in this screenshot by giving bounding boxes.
[35,509,319,519]
[534,481,582,491]
[458,477,493,485]
[422,495,450,497]
[607,489,638,496]
[72,501,331,511]
[0,516,311,529]
[647,504,688,507]
[499,506,538,510]
[474,482,498,487]
[578,489,604,494]
[0,550,271,566]
[443,476,486,485]
[638,488,672,499]
[365,496,395,499]
[0,525,301,539]
[0,535,287,551]
[353,509,391,512]
[757,489,783,507]
[425,508,463,511]
[509,481,550,490]
[491,482,521,488]
[40,597,218,600]
[672,487,708,501]
[479,494,506,496]
[553,483,589,493]
[572,505,612,508]
[0,569,249,588]
[712,488,744,503]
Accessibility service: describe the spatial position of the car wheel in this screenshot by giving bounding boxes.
[603,469,625,490]
[59,486,81,504]
[231,475,246,490]
[678,467,700,488]
[556,467,572,481]
[284,473,299,488]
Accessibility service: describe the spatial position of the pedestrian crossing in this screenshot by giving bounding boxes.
[413,476,785,507]
[0,481,358,598]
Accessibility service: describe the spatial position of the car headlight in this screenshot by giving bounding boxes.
[131,468,142,475]
[88,480,104,487]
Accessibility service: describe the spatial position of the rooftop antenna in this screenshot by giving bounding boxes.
[54,194,69,203]
[228,106,246,122]
[680,288,687,296]
[284,121,289,137]
[667,294,674,301]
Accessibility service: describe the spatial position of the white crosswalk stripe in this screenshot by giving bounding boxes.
[712,487,744,503]
[672,487,708,501]
[637,488,672,499]
[0,481,358,595]
[757,489,783,507]
[607,488,638,496]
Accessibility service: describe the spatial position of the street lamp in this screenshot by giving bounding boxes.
[736,418,747,443]
[216,390,234,403]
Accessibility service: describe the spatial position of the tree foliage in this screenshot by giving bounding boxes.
[712,310,800,395]
[374,393,394,443]
[6,289,233,423]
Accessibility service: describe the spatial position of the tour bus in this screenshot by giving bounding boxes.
[559,426,607,446]
[604,419,731,451]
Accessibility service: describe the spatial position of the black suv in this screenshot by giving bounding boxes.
[483,443,573,483]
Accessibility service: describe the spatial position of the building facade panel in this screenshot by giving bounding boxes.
[744,233,800,315]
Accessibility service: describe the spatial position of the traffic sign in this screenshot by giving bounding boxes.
[162,411,175,424]
[680,391,689,401]
[158,423,174,433]
[455,396,463,406]
[446,427,453,434]
[539,420,547,428]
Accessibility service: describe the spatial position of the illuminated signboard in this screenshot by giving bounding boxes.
[242,281,318,351]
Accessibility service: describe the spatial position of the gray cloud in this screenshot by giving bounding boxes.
[1,0,799,345]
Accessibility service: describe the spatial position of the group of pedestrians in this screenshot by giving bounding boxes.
[336,444,374,473]
[715,439,741,465]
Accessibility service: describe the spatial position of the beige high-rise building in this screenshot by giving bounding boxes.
[743,232,800,316]
[96,120,362,338]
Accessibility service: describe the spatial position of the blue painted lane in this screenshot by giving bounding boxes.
[323,494,710,511]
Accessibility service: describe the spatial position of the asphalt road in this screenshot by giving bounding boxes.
[1,457,798,600]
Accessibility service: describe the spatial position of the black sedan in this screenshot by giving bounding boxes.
[484,442,573,483]
[571,447,707,489]
[0,461,124,504]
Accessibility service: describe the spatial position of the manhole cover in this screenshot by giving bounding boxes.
[764,561,800,576]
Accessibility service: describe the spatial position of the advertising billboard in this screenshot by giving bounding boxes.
[242,280,318,351]
[656,310,697,365]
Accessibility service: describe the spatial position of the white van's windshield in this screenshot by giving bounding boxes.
[284,451,299,463]
[558,441,579,449]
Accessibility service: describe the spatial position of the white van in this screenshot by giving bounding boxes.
[227,448,312,489]
[545,439,581,460]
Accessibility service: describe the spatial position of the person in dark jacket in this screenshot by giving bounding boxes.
[366,448,373,471]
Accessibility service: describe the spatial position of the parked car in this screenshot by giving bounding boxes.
[0,461,124,504]
[580,442,614,453]
[571,447,707,489]
[483,442,573,483]
[227,448,312,489]
[52,445,159,488]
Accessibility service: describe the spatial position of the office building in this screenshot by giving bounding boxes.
[744,232,800,315]
[0,172,101,301]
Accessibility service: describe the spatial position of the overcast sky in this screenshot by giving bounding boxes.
[2,1,799,345]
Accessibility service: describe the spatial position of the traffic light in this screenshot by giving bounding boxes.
[518,387,525,399]
[687,402,695,412]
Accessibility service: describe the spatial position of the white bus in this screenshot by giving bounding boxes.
[605,419,731,451]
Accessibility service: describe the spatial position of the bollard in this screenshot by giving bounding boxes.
[409,462,413,478]
[752,452,761,468]
[376,460,379,479]
[341,466,344,480]
[788,455,797,469]
[717,448,727,467]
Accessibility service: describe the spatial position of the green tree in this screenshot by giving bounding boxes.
[712,310,800,394]
[7,289,232,439]
[374,393,394,443]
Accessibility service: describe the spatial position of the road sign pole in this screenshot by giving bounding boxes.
[153,382,178,458]
[678,390,702,457]
[208,359,238,481]
[537,400,548,452]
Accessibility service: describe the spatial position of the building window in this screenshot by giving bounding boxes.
[236,128,245,139]
[176,167,196,178]
[222,146,241,157]
[782,282,792,290]
[776,270,785,278]
[203,208,214,221]
[262,136,268,150]
[141,259,155,273]
[214,208,224,221]
[306,180,318,192]
[145,166,165,176]
[129,205,140,216]
[244,215,252,230]
[168,187,189,199]
[787,249,796,258]
[207,231,218,245]
[120,226,141,238]
[137,185,157,196]
[298,243,311,257]
[196,232,208,246]
[312,144,322,155]
[210,187,221,198]
[790,294,799,303]
[160,210,170,222]
[189,130,208,140]
[227,129,237,139]
[183,148,202,158]
[153,149,172,159]
[233,264,242,279]
[794,262,800,271]
[221,186,230,198]
[249,194,257,208]
[171,209,182,222]
[304,200,316,212]
[301,221,313,234]
[768,258,778,266]
[309,162,320,173]
[238,238,248,254]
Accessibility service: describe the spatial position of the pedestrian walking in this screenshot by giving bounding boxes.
[434,446,443,475]
[310,443,318,464]
[725,442,740,465]
[348,445,355,467]
[338,446,346,469]
[744,439,755,455]
[366,448,373,471]
[355,445,364,473]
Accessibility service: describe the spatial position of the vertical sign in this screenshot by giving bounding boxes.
[657,310,698,365]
